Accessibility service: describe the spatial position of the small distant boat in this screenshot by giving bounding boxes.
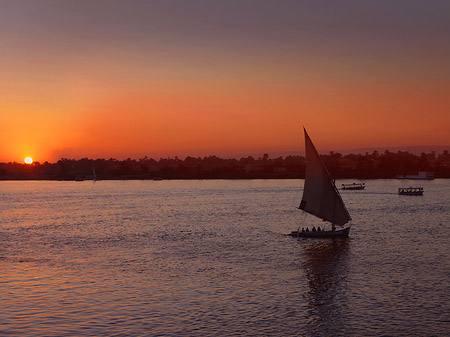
[396,171,434,180]
[289,128,352,238]
[398,187,424,196]
[341,182,365,190]
[153,177,163,181]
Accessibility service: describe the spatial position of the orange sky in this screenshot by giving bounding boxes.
[1,1,449,163]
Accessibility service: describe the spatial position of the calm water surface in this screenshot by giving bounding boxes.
[1,179,449,336]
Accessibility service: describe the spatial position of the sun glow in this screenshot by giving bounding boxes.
[24,157,33,164]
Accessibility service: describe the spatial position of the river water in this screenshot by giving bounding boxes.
[1,179,449,336]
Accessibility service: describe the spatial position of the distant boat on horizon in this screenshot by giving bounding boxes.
[290,128,352,238]
[395,171,434,180]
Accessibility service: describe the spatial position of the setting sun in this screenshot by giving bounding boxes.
[24,157,33,164]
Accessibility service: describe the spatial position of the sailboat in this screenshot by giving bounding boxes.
[289,128,352,238]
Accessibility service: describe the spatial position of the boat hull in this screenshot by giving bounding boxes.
[398,187,423,196]
[289,227,351,238]
[341,183,365,190]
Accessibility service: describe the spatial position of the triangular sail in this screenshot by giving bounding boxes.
[299,128,351,226]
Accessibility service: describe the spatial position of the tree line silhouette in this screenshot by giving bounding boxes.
[1,150,449,180]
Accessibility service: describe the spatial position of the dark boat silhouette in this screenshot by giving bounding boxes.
[341,182,365,190]
[290,128,352,238]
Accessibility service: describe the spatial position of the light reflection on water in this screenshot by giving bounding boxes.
[301,239,351,337]
[0,179,449,336]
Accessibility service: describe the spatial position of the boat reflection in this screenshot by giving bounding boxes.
[300,239,351,337]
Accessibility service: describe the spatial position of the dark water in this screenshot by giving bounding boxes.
[1,179,449,336]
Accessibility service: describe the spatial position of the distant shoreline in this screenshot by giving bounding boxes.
[0,177,448,182]
[1,150,450,179]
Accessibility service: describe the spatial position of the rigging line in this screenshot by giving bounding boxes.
[298,212,307,232]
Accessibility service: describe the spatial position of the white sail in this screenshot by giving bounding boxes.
[299,128,351,226]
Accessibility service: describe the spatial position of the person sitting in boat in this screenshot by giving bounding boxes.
[305,227,309,232]
[301,228,305,232]
[312,226,316,232]
[317,226,321,232]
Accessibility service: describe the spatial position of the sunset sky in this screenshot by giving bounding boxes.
[1,0,449,162]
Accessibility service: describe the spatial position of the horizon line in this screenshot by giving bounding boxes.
[2,145,450,165]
